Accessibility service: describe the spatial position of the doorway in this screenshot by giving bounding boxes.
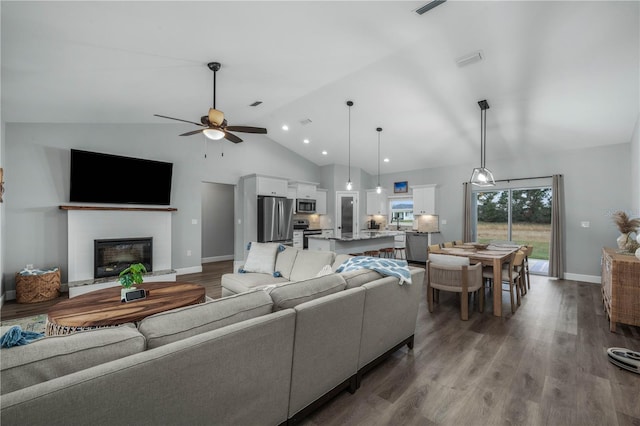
[201,182,235,263]
[335,191,359,239]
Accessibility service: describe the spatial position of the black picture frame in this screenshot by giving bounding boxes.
[394,181,408,193]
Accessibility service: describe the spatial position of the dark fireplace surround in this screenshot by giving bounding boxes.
[94,237,153,279]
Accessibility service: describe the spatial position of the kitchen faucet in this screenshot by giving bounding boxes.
[395,214,401,230]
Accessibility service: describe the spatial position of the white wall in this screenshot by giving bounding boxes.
[3,123,321,295]
[380,143,632,279]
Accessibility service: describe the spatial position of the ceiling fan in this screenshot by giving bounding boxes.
[154,62,267,144]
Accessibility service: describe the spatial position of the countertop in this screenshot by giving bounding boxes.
[307,231,402,241]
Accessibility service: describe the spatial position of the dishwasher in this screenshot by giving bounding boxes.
[405,232,429,263]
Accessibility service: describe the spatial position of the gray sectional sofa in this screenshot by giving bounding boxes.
[1,249,425,426]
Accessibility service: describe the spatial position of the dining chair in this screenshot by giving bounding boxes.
[443,241,454,248]
[427,254,484,321]
[428,244,442,254]
[482,250,526,314]
[522,245,534,293]
[453,240,464,245]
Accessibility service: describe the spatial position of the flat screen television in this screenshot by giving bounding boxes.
[70,149,173,205]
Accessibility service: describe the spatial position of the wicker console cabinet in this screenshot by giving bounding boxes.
[601,247,640,332]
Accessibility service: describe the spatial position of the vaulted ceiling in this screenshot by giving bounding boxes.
[2,1,638,175]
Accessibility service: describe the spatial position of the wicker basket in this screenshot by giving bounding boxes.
[16,268,61,303]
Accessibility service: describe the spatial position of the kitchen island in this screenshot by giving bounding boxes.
[307,233,395,255]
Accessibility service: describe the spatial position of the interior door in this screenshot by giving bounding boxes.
[335,191,358,239]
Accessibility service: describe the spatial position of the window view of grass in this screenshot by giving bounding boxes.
[476,222,550,260]
[475,187,552,260]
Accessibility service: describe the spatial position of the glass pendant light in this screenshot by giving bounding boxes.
[346,101,354,190]
[376,127,382,194]
[470,99,495,187]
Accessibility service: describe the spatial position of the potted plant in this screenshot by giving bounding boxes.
[119,263,147,300]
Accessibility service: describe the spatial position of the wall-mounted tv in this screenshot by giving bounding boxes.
[70,149,173,205]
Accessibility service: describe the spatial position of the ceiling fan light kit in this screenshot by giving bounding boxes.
[154,61,267,145]
[470,99,496,187]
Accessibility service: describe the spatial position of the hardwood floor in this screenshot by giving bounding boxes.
[1,263,638,425]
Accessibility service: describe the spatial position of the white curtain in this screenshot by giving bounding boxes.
[549,174,565,278]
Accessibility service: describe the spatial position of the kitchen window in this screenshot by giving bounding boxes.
[389,198,414,226]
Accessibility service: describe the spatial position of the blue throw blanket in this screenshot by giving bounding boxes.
[0,326,45,348]
[336,256,412,285]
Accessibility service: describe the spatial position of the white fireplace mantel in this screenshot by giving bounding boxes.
[63,206,175,282]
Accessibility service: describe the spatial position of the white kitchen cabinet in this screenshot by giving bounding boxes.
[315,189,328,214]
[295,183,316,199]
[411,184,436,215]
[322,229,334,238]
[293,230,304,249]
[286,186,296,200]
[366,189,388,215]
[256,176,288,197]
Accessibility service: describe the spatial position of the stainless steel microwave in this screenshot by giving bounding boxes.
[296,199,316,213]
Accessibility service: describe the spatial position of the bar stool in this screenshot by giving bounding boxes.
[394,246,406,260]
[379,247,394,258]
[364,250,380,257]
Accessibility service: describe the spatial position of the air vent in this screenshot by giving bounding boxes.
[416,0,447,15]
[456,51,484,67]
[299,118,313,126]
[250,101,263,107]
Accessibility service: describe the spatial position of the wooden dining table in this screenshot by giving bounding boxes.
[438,245,520,317]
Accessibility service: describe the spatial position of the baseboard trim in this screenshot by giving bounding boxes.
[563,273,600,284]
[202,255,234,263]
[175,266,203,275]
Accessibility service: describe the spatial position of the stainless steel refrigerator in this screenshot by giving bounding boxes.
[257,196,294,244]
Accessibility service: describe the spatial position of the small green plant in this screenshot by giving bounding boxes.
[118,263,147,289]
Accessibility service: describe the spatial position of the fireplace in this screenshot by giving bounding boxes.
[94,237,153,279]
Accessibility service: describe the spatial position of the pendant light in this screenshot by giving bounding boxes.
[346,101,354,190]
[376,127,383,194]
[470,99,495,186]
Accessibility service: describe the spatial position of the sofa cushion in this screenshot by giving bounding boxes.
[138,290,274,349]
[221,272,289,295]
[269,273,347,311]
[331,254,352,272]
[0,324,145,395]
[275,246,299,279]
[429,253,470,266]
[339,268,384,289]
[289,250,336,281]
[243,242,281,274]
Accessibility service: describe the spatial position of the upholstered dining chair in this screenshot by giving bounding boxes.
[443,241,454,248]
[522,245,534,293]
[427,244,442,256]
[453,240,464,245]
[427,254,484,321]
[482,250,526,314]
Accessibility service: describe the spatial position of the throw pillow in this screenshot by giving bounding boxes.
[242,242,280,274]
[315,264,333,277]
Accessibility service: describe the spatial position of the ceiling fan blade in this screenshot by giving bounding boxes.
[224,131,243,144]
[225,126,267,134]
[155,114,205,127]
[179,129,205,136]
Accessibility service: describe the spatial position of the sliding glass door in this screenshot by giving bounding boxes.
[473,186,552,274]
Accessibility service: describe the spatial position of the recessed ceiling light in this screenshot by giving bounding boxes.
[322,150,328,155]
[383,158,390,162]
[282,125,289,131]
[303,139,310,144]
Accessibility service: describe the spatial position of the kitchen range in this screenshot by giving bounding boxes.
[293,219,322,249]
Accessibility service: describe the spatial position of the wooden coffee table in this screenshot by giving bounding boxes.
[46,282,206,336]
